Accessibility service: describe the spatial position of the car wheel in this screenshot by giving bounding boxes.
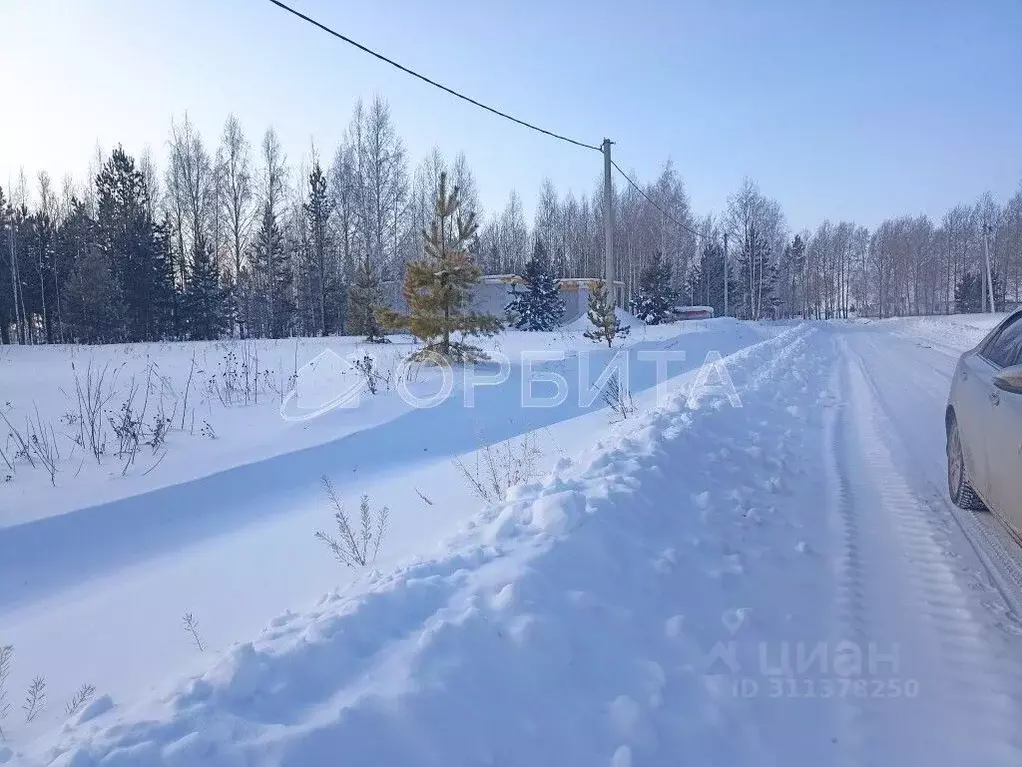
[947,416,986,511]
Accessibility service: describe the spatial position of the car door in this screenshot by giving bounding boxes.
[955,342,1002,501]
[982,314,1022,526]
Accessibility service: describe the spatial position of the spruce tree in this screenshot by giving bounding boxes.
[24,207,57,342]
[688,239,737,317]
[505,239,564,331]
[378,172,500,363]
[583,280,629,347]
[184,235,229,340]
[682,258,702,305]
[95,146,179,342]
[348,258,388,342]
[956,270,1003,313]
[56,200,121,344]
[250,201,293,338]
[305,162,333,335]
[631,251,678,325]
[152,216,181,340]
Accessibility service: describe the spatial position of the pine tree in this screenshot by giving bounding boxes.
[378,172,500,362]
[505,239,564,330]
[583,280,629,347]
[631,251,678,325]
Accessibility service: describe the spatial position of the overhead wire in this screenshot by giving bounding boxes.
[267,0,707,259]
[610,159,705,239]
[267,0,602,153]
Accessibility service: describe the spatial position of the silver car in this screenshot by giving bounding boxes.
[947,309,1022,531]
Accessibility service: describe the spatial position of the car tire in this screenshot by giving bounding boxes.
[947,416,986,511]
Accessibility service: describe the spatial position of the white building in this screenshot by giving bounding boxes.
[468,274,525,317]
[470,275,626,324]
[555,278,625,323]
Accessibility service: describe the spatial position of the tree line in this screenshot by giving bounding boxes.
[678,180,1022,321]
[3,99,1021,344]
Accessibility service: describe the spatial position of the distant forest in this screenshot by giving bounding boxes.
[2,98,1020,344]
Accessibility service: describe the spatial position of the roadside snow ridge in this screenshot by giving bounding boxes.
[24,326,834,767]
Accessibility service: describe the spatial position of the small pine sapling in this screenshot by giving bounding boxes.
[583,280,630,347]
[378,172,500,363]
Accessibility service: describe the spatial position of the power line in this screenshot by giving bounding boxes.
[267,0,602,153]
[610,159,705,239]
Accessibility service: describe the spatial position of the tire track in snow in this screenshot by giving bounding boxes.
[853,334,1022,635]
[835,334,1022,766]
[959,507,1022,630]
[824,337,866,767]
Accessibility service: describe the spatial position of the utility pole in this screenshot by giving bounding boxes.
[983,221,996,313]
[602,138,615,306]
[723,231,729,318]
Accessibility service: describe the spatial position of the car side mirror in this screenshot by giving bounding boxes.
[993,364,1022,395]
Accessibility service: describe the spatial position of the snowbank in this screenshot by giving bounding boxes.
[18,324,843,766]
[0,320,772,748]
[883,312,1008,353]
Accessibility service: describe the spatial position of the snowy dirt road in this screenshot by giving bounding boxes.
[832,322,1022,765]
[11,317,1022,766]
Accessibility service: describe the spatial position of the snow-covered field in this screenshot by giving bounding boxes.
[0,313,693,525]
[4,312,1022,766]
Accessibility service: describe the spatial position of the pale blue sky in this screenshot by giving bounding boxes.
[2,0,1020,230]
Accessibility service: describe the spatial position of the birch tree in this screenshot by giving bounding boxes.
[217,114,254,336]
